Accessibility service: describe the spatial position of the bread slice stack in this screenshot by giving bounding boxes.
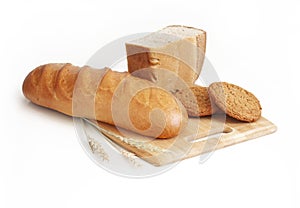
[126,25,206,92]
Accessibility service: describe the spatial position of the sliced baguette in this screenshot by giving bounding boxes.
[22,63,188,138]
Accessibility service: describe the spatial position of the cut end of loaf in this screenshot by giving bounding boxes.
[160,25,206,38]
[127,25,206,48]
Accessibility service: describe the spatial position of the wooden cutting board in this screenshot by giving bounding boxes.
[92,115,276,166]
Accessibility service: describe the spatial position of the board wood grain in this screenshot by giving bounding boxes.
[90,115,276,166]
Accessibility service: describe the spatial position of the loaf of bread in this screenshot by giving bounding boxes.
[126,25,206,91]
[22,63,188,138]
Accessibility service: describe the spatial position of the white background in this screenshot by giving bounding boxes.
[1,0,299,207]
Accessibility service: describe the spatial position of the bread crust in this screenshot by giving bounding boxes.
[22,63,188,138]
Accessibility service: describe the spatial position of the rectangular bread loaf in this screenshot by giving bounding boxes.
[126,25,206,91]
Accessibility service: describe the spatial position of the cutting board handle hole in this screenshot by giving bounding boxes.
[188,127,234,143]
[223,127,233,134]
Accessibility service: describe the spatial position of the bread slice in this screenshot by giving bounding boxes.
[208,82,262,122]
[126,25,206,91]
[174,85,219,117]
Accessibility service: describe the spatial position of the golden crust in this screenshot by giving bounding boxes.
[22,63,187,138]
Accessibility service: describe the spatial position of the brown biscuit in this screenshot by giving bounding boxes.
[208,82,262,122]
[174,85,219,117]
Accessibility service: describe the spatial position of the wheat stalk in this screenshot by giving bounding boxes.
[88,138,109,162]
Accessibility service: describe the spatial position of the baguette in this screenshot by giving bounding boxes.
[22,63,188,138]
